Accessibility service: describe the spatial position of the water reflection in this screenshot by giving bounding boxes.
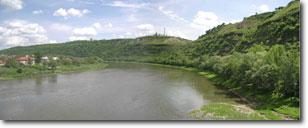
[48,75,58,84]
[34,77,43,95]
[47,75,58,93]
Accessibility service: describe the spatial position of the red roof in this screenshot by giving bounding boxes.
[16,56,32,61]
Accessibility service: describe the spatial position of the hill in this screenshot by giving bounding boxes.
[195,0,300,55]
[0,36,192,62]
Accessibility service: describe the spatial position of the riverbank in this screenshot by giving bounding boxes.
[0,63,108,80]
[106,61,299,120]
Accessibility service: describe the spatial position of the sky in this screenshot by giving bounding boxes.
[0,0,292,49]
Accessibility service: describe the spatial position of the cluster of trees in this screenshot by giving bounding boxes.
[58,56,103,66]
[4,58,22,68]
[198,44,299,105]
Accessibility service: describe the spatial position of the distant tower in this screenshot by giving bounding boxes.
[163,27,166,36]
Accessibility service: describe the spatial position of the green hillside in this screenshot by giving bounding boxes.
[195,0,300,55]
[0,36,192,61]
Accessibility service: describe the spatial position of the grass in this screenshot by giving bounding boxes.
[189,103,299,120]
[189,103,266,120]
[198,71,217,79]
[256,110,285,120]
[274,106,300,119]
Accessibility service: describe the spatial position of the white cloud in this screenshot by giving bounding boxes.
[73,27,97,36]
[49,40,58,43]
[250,4,270,14]
[69,23,100,41]
[53,8,67,16]
[105,22,113,28]
[0,26,6,34]
[69,36,90,41]
[49,23,72,33]
[229,19,242,24]
[114,32,135,39]
[137,24,154,31]
[92,22,101,29]
[136,24,155,36]
[33,10,43,15]
[167,30,190,39]
[53,8,90,18]
[4,36,28,46]
[91,22,112,30]
[127,14,138,22]
[158,6,188,23]
[49,22,113,41]
[0,0,22,10]
[259,4,270,13]
[105,1,147,9]
[0,20,51,47]
[190,11,221,30]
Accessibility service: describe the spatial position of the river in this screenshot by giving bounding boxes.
[0,62,242,120]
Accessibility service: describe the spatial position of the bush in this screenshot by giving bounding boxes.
[197,44,299,105]
[16,68,23,73]
[5,58,21,68]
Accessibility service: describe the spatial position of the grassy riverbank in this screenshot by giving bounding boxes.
[0,63,108,80]
[190,103,266,120]
[193,70,300,120]
[189,102,299,120]
[187,67,299,120]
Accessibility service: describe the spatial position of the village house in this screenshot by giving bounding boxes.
[41,56,49,62]
[16,55,34,65]
[0,59,5,66]
[0,55,7,66]
[52,57,59,61]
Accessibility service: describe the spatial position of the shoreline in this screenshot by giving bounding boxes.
[0,63,108,81]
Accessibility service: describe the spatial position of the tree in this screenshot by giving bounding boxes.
[34,52,42,64]
[4,58,20,68]
[16,68,23,73]
[48,60,57,72]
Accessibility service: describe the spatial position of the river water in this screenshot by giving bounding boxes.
[0,63,242,120]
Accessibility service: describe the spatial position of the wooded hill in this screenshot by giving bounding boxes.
[195,0,300,55]
[0,36,192,62]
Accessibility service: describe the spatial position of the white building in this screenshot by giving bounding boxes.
[42,56,49,62]
[52,57,59,61]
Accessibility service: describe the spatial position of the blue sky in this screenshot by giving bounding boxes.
[0,0,292,49]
